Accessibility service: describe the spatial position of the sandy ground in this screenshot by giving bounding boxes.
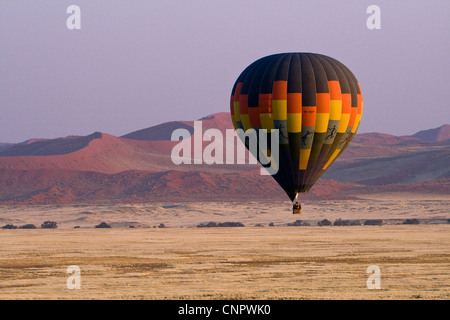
[0,193,449,229]
[0,193,449,300]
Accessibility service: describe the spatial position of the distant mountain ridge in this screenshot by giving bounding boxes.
[0,113,448,204]
[0,132,102,157]
[1,114,447,155]
[0,143,14,153]
[121,122,194,141]
[410,124,450,142]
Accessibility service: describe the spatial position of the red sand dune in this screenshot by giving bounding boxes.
[0,113,448,204]
[0,133,168,174]
[121,112,234,141]
[0,167,364,205]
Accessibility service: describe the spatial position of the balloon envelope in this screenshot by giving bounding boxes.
[230,53,363,201]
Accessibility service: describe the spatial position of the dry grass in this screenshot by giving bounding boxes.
[0,225,449,300]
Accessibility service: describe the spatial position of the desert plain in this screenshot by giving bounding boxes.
[0,193,449,300]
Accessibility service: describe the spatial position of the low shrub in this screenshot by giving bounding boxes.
[364,219,383,226]
[317,219,332,226]
[333,219,351,226]
[2,224,17,229]
[403,219,420,225]
[95,222,111,228]
[287,220,309,226]
[196,221,244,228]
[19,224,37,229]
[218,222,244,227]
[197,222,218,228]
[41,221,58,229]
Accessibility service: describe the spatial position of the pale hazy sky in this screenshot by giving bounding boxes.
[1,0,449,142]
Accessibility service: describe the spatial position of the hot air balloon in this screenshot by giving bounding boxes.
[230,53,363,214]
